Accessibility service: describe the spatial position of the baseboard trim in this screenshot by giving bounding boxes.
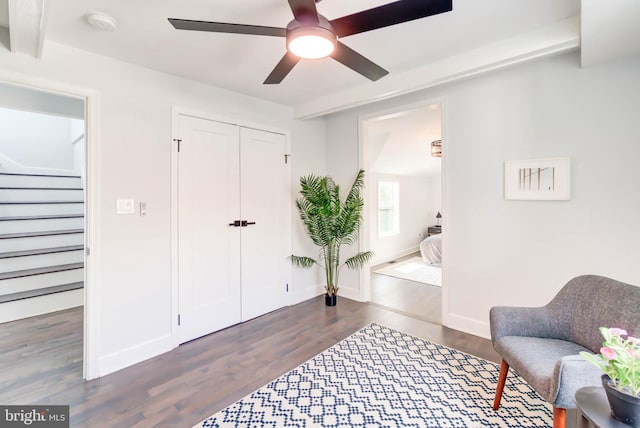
[372,246,420,266]
[0,288,83,324]
[289,284,324,305]
[443,312,490,340]
[289,283,363,303]
[98,334,173,377]
[336,285,363,302]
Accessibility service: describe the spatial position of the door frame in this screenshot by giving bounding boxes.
[0,71,102,379]
[170,106,292,348]
[357,97,448,323]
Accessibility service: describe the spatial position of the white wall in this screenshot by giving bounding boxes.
[289,118,327,300]
[0,41,326,376]
[0,107,77,171]
[369,173,434,264]
[427,174,442,225]
[325,51,640,338]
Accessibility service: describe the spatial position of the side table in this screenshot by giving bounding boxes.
[427,225,441,236]
[575,387,628,428]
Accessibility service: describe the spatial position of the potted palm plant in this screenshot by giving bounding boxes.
[290,169,373,306]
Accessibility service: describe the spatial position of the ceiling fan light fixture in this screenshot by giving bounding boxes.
[287,26,336,59]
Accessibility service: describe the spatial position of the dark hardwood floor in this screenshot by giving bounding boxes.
[0,296,498,428]
[370,253,442,325]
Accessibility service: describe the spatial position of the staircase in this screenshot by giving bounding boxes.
[0,171,85,324]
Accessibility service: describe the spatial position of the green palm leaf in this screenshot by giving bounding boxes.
[290,169,373,296]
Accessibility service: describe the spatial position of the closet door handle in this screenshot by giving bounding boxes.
[228,220,241,227]
[241,221,256,227]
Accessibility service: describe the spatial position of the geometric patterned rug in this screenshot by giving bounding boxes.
[195,323,551,427]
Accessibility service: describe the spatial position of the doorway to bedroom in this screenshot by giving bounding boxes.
[360,102,443,325]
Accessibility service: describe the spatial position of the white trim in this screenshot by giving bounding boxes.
[372,246,420,266]
[295,17,579,119]
[98,334,173,377]
[439,99,450,332]
[7,0,48,58]
[445,313,490,340]
[358,97,447,319]
[0,71,101,380]
[171,106,290,137]
[170,105,292,348]
[337,285,364,302]
[289,284,324,305]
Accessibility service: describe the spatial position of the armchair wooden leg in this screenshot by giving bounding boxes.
[552,407,566,428]
[493,359,510,410]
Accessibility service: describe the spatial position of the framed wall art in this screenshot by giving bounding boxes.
[504,158,570,200]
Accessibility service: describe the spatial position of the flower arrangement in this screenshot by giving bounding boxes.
[580,327,640,397]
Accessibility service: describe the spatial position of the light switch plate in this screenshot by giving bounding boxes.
[116,199,135,214]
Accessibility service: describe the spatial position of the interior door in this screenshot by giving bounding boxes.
[177,114,241,343]
[239,127,289,321]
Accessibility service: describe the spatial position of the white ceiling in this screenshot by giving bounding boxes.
[42,0,580,110]
[368,103,441,177]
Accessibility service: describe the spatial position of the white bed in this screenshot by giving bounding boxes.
[420,234,442,264]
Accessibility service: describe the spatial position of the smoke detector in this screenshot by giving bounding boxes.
[86,12,118,32]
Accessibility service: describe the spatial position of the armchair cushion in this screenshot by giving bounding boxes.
[493,336,599,408]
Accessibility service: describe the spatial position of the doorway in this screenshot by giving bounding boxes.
[359,101,444,324]
[172,110,291,344]
[0,78,97,380]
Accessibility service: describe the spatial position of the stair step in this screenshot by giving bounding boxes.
[0,200,84,204]
[0,214,84,221]
[0,187,83,190]
[0,282,84,304]
[0,245,84,259]
[0,175,82,189]
[0,172,81,178]
[0,263,84,281]
[1,269,83,295]
[0,188,83,202]
[0,229,84,240]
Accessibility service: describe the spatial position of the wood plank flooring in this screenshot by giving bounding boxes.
[370,253,442,325]
[0,296,499,428]
[370,273,442,325]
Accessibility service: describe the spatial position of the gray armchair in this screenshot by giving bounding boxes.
[490,275,640,428]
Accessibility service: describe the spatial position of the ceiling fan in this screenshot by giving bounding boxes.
[168,0,453,84]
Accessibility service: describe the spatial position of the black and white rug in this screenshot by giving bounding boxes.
[195,323,551,427]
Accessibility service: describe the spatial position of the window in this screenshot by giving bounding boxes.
[378,181,399,236]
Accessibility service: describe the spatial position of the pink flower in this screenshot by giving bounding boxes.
[601,347,617,360]
[609,328,628,336]
[628,336,640,344]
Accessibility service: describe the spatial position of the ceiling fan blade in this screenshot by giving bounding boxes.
[168,18,286,37]
[287,0,319,24]
[330,0,452,38]
[331,42,388,82]
[264,52,301,84]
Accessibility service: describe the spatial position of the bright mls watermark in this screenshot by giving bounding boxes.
[0,406,69,427]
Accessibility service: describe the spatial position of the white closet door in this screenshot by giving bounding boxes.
[177,114,241,343]
[239,127,289,321]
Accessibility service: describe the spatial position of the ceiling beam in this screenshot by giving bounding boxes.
[8,0,48,58]
[294,16,580,119]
